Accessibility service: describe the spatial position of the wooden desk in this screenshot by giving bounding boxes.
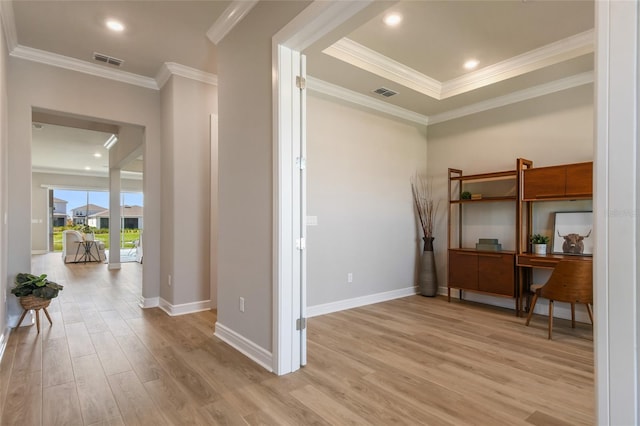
[516,253,592,316]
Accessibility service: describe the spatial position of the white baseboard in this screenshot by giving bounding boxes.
[307,285,419,318]
[31,250,48,255]
[214,322,273,372]
[138,296,159,309]
[0,326,11,364]
[158,298,211,316]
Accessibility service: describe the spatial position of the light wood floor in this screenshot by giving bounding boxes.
[0,253,594,425]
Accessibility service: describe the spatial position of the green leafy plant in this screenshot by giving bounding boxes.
[530,234,550,245]
[461,191,472,200]
[11,273,64,300]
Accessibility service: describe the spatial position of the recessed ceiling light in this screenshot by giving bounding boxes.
[84,166,91,171]
[464,59,479,70]
[383,13,402,27]
[93,153,102,158]
[106,19,124,32]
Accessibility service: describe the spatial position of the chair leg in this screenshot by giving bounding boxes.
[525,294,539,326]
[586,304,594,325]
[548,300,554,340]
[571,303,576,328]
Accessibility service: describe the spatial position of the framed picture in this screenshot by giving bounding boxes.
[553,211,593,256]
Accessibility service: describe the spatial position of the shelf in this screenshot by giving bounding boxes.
[449,170,517,182]
[450,196,516,204]
[450,248,516,255]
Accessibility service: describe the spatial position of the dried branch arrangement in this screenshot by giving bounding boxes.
[411,174,439,238]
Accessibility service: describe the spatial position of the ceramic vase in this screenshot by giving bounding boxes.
[419,237,438,297]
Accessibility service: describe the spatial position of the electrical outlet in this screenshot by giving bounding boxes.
[347,273,353,283]
[168,274,172,286]
[239,297,245,312]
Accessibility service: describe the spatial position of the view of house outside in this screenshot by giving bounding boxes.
[52,190,143,251]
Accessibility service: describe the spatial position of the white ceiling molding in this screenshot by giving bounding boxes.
[156,62,218,89]
[10,45,159,90]
[207,0,259,45]
[306,76,429,126]
[429,71,594,125]
[323,38,441,99]
[442,29,594,98]
[324,29,595,101]
[0,0,18,52]
[274,0,373,51]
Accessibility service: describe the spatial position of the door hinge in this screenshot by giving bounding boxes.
[296,157,306,170]
[296,318,307,330]
[296,238,306,250]
[296,76,306,89]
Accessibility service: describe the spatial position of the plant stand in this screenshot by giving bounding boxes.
[16,295,52,333]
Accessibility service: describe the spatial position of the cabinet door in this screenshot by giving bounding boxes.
[478,253,514,296]
[565,162,592,197]
[523,166,566,199]
[448,251,478,290]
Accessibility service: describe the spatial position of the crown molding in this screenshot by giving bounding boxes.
[156,62,218,89]
[442,29,594,98]
[306,76,429,126]
[207,0,259,45]
[275,0,373,51]
[429,71,594,125]
[0,0,18,52]
[323,38,441,99]
[10,45,159,89]
[324,30,594,101]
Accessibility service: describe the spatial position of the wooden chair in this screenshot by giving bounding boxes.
[525,260,593,339]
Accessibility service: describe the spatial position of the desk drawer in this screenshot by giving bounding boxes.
[517,256,559,268]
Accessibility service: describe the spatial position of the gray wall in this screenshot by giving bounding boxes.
[160,75,216,307]
[217,1,309,352]
[427,84,594,310]
[0,11,9,347]
[306,94,427,307]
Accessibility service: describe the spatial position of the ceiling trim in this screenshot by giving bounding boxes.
[442,29,594,98]
[207,0,259,45]
[324,29,595,101]
[0,0,18,52]
[10,45,160,90]
[157,62,218,89]
[307,76,429,125]
[323,38,441,99]
[429,71,594,125]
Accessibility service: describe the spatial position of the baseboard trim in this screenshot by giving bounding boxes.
[214,322,273,372]
[138,296,159,309]
[307,285,419,318]
[0,326,11,365]
[31,249,48,255]
[158,298,211,316]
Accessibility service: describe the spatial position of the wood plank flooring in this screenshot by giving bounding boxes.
[0,253,594,425]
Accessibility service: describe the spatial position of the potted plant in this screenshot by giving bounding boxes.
[11,273,63,332]
[530,234,550,255]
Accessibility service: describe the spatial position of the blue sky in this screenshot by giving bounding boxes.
[54,189,143,211]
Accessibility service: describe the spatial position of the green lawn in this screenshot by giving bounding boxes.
[53,228,140,251]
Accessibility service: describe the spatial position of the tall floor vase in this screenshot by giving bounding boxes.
[419,237,438,297]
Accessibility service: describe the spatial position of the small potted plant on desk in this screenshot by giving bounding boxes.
[11,273,63,333]
[530,234,550,255]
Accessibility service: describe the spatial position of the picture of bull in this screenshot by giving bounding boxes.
[557,229,592,254]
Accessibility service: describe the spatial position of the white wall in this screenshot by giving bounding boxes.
[427,84,594,312]
[306,94,427,309]
[0,9,10,355]
[160,75,216,308]
[7,58,162,324]
[217,1,309,352]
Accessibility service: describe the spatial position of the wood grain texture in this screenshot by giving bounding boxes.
[0,253,594,425]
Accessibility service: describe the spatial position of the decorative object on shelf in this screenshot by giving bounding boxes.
[529,234,550,255]
[552,211,593,255]
[411,174,439,297]
[11,273,63,333]
[476,238,502,251]
[461,191,472,200]
[470,193,482,200]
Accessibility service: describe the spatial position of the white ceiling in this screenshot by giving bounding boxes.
[6,0,594,173]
